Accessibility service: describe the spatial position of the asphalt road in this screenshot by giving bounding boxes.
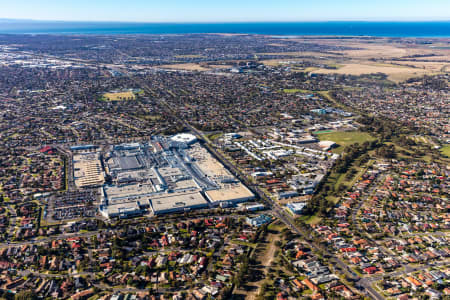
[0,230,100,249]
[180,122,384,297]
[18,65,431,300]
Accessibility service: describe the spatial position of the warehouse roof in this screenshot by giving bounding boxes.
[205,183,254,203]
[150,191,208,213]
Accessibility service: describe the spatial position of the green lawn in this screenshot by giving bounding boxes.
[440,145,450,158]
[305,215,322,225]
[267,221,286,232]
[316,131,376,154]
[385,141,437,162]
[206,133,222,141]
[334,160,374,189]
[313,130,333,134]
[318,157,373,209]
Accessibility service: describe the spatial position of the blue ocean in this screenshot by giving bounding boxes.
[0,21,449,37]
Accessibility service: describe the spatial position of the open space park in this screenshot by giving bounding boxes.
[440,145,450,158]
[316,130,376,153]
[102,91,136,101]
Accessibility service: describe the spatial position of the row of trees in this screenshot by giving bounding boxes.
[304,139,380,216]
[358,115,409,141]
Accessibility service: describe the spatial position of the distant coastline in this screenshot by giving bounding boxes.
[0,20,449,37]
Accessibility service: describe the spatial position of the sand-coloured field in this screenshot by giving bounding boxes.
[159,63,210,71]
[388,60,450,72]
[313,62,433,82]
[262,37,450,81]
[160,62,235,71]
[103,91,136,101]
[159,37,449,82]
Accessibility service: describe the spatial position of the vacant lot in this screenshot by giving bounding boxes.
[258,51,340,58]
[233,225,283,300]
[389,60,448,72]
[103,91,136,101]
[174,54,205,59]
[208,64,233,69]
[330,40,450,60]
[316,131,375,153]
[313,62,432,82]
[159,63,210,71]
[264,38,450,82]
[340,43,409,59]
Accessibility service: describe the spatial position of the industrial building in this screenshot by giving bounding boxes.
[186,143,255,205]
[286,202,306,215]
[73,152,105,188]
[149,191,208,215]
[246,214,272,227]
[70,144,97,152]
[101,201,143,219]
[170,133,197,145]
[238,203,265,212]
[205,184,255,205]
[77,135,256,218]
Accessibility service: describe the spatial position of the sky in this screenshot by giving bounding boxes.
[0,0,449,22]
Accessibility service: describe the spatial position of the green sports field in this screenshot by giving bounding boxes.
[316,130,375,153]
[282,88,311,94]
[440,145,450,158]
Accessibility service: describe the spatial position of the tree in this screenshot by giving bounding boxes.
[127,278,134,286]
[15,291,37,300]
[259,282,269,296]
[376,144,396,158]
[219,286,232,299]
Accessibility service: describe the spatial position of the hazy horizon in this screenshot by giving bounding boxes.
[1,18,450,24]
[1,20,448,37]
[0,0,449,23]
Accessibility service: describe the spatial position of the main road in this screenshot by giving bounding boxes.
[189,123,385,300]
[114,66,385,299]
[137,81,385,299]
[6,52,386,298]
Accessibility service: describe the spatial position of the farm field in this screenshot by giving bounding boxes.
[312,62,433,82]
[174,54,205,58]
[207,64,234,69]
[159,63,210,71]
[261,38,450,82]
